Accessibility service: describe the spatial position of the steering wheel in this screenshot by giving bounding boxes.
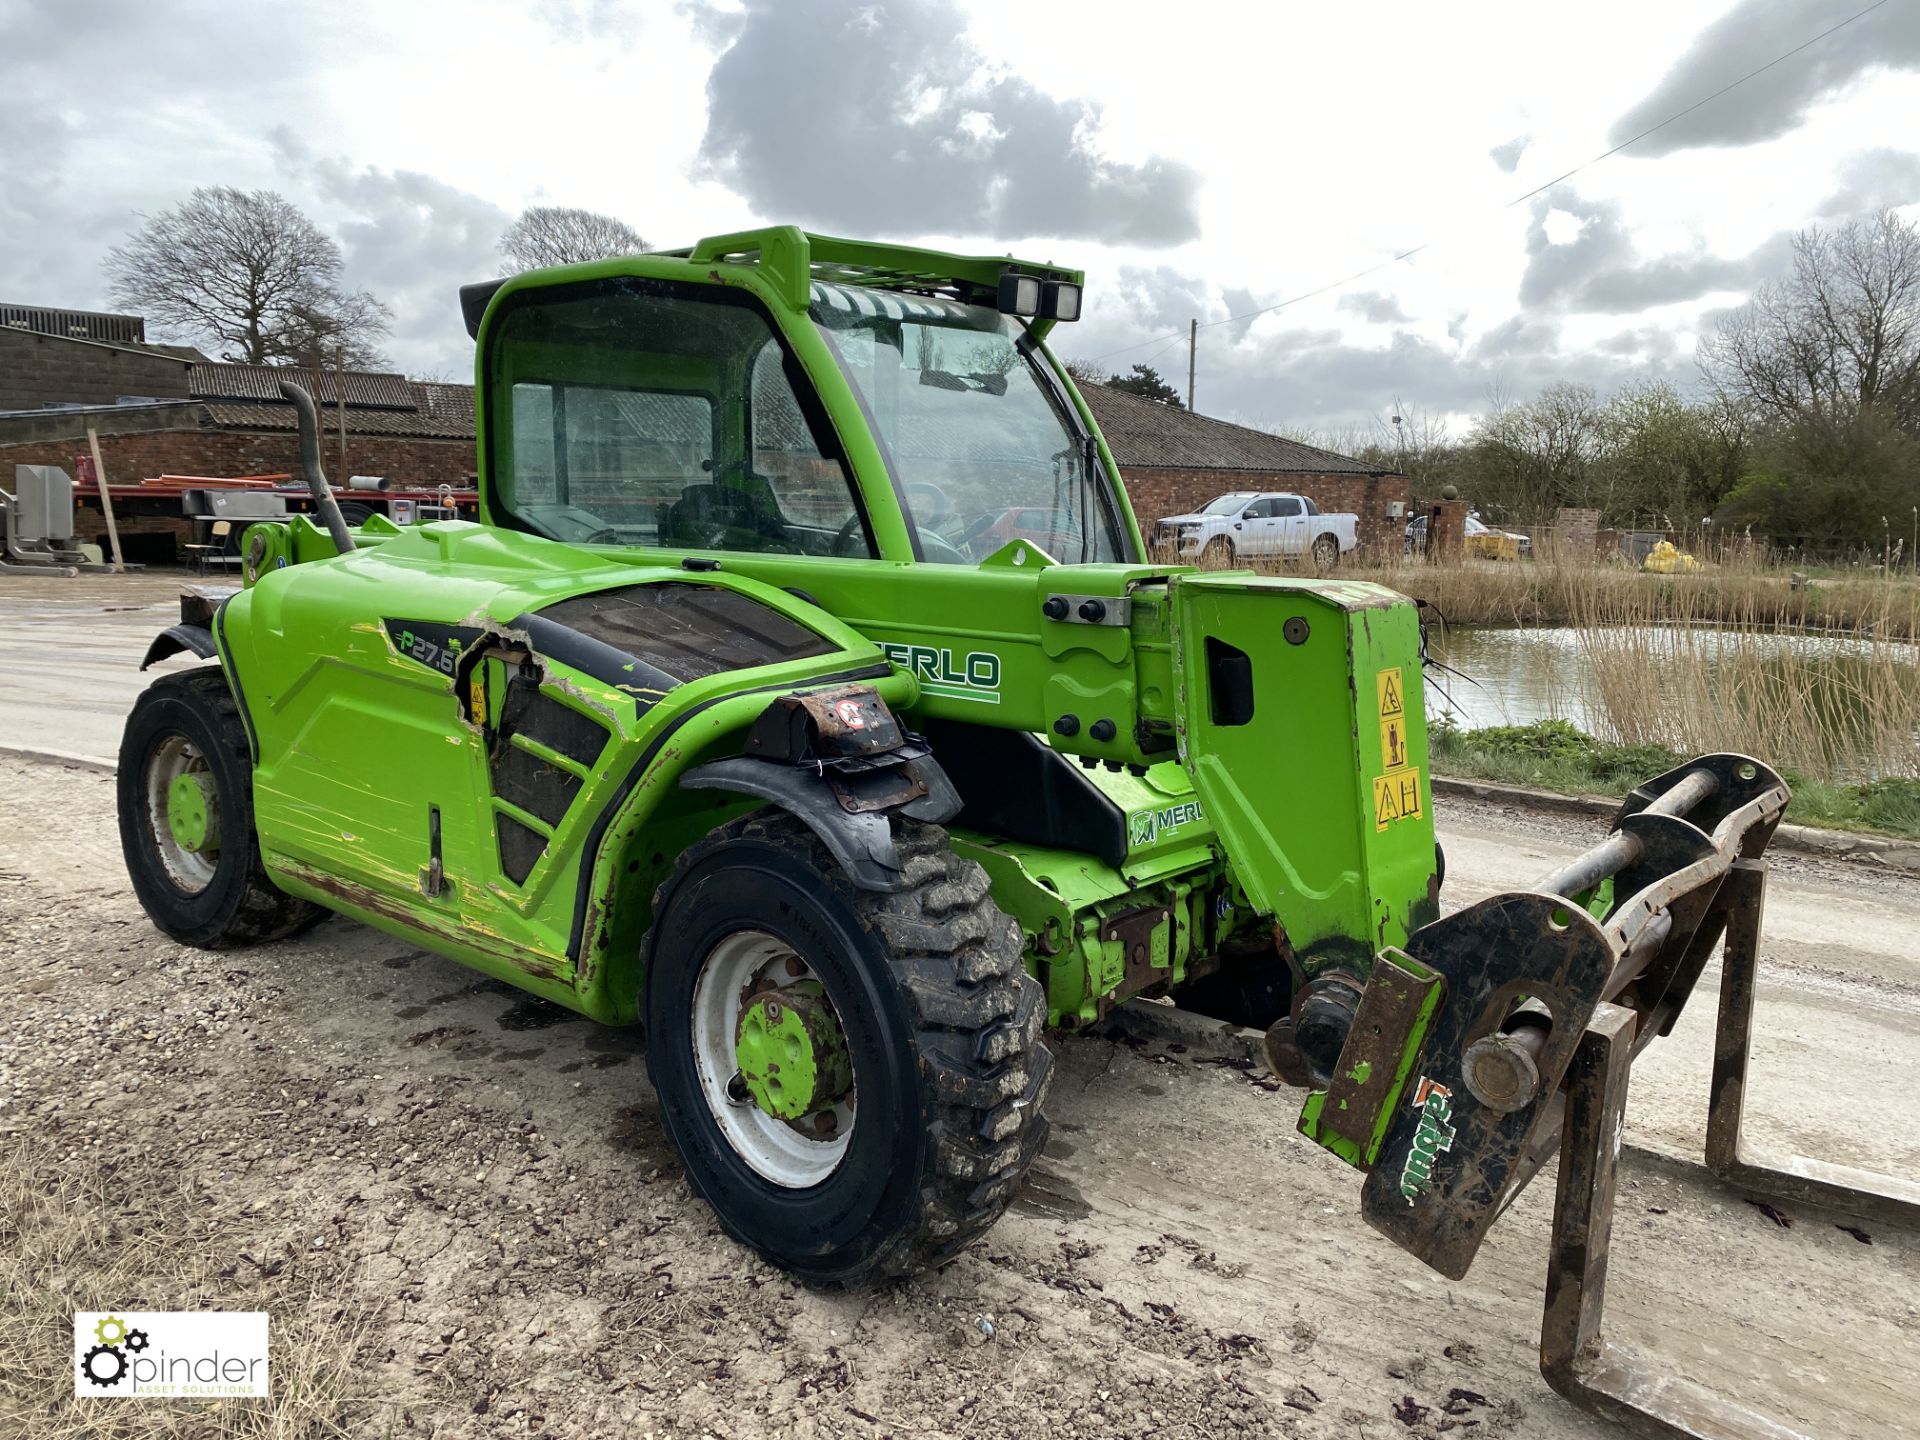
[831,513,868,558]
[831,511,972,563]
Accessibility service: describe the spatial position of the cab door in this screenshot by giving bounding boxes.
[1236,497,1276,555]
[1270,495,1306,555]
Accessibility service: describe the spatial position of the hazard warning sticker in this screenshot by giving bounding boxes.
[1372,667,1421,830]
[1380,714,1409,770]
[1373,766,1423,831]
[1376,667,1405,721]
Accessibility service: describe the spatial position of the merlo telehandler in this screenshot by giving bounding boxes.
[123,228,1869,1434]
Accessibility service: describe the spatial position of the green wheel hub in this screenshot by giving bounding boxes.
[166,771,220,853]
[735,981,852,1121]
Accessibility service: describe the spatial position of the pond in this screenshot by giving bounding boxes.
[1424,624,1920,781]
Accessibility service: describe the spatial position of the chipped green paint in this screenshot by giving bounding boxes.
[1298,948,1446,1169]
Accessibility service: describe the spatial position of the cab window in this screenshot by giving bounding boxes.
[490,278,873,557]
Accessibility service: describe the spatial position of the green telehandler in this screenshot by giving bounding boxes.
[121,227,1890,1435]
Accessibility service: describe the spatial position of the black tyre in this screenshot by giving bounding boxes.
[335,500,375,527]
[1201,535,1235,568]
[1311,533,1340,571]
[644,810,1051,1284]
[117,667,325,948]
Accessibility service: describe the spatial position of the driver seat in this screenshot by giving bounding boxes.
[664,477,787,547]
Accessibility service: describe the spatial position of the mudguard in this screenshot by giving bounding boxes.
[140,624,217,669]
[139,587,232,669]
[681,682,962,890]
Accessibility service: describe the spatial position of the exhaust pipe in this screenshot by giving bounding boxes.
[278,381,356,554]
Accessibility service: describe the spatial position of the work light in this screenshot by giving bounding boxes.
[1041,281,1082,321]
[997,272,1042,317]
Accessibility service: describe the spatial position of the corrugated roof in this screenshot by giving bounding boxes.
[200,399,474,440]
[1081,384,1391,476]
[189,364,417,409]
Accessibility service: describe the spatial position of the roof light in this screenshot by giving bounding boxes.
[997,272,1042,317]
[1041,281,1081,322]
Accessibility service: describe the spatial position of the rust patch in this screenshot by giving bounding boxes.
[277,859,568,984]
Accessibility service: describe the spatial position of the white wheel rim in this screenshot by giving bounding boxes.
[143,733,219,894]
[689,929,856,1188]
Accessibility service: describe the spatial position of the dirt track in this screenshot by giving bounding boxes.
[2,749,1917,1439]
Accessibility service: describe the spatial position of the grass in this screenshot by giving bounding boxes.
[1175,541,1920,639]
[1430,718,1920,840]
[0,1148,369,1438]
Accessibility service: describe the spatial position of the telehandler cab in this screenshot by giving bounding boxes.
[121,227,1904,1435]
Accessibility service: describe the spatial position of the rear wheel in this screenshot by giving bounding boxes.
[645,811,1051,1283]
[1311,533,1340,571]
[117,668,324,948]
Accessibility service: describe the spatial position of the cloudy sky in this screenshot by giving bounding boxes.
[4,0,1917,434]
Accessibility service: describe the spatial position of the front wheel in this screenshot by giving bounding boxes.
[117,668,324,948]
[644,812,1051,1284]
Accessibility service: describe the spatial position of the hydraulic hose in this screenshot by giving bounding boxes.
[278,381,356,554]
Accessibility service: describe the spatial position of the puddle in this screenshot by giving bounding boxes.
[589,1052,629,1069]
[493,1047,545,1063]
[393,1005,428,1021]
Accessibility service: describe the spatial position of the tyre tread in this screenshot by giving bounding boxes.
[119,666,324,948]
[656,810,1051,1281]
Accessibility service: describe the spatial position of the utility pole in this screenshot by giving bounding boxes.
[1186,318,1197,412]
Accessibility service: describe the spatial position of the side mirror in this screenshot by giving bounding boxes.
[1242,509,1258,520]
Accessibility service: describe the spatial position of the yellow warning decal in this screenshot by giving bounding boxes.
[1380,716,1409,771]
[1376,667,1404,720]
[1373,766,1424,832]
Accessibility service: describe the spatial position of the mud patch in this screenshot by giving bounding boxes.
[497,997,578,1031]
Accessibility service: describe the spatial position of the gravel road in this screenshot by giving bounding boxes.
[2,753,1916,1440]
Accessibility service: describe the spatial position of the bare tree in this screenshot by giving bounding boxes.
[1701,209,1920,434]
[1468,381,1604,525]
[276,291,397,370]
[103,187,390,367]
[1062,357,1109,387]
[498,206,651,272]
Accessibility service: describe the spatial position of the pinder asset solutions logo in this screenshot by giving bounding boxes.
[75,1311,269,1398]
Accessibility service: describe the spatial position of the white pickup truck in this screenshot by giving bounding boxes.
[1154,491,1359,568]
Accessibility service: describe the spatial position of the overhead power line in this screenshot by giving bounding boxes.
[1084,0,1893,367]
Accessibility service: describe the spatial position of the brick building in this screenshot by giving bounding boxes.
[0,315,477,557]
[0,323,475,488]
[0,321,203,412]
[1081,386,1407,551]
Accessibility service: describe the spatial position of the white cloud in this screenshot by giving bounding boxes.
[0,0,1913,431]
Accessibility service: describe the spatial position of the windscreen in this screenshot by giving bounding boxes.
[810,284,1131,565]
